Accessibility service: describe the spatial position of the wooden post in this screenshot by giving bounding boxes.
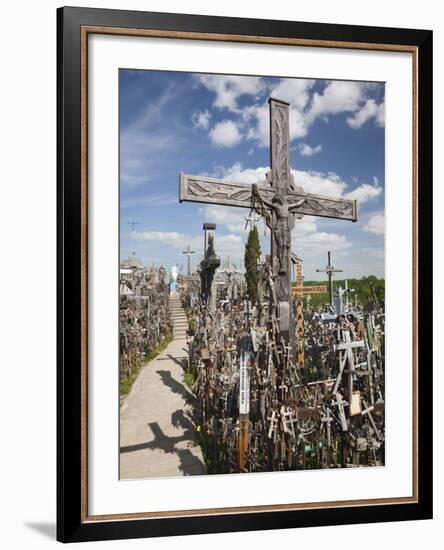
[238,343,251,471]
[294,260,305,368]
[239,414,249,470]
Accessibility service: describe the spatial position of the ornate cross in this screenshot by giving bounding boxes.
[179,98,357,353]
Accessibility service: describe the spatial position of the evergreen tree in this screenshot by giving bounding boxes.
[244,226,261,303]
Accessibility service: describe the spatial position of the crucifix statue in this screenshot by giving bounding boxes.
[179,97,357,354]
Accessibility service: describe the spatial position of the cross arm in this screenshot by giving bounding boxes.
[179,172,357,221]
[333,340,365,352]
[290,194,357,222]
[179,173,270,209]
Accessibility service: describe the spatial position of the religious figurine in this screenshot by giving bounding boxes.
[170,264,178,293]
[252,184,306,274]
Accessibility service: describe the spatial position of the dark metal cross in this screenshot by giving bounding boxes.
[179,98,357,353]
[316,250,343,305]
[182,244,196,276]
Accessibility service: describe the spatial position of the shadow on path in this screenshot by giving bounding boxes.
[176,448,206,476]
[120,410,198,453]
[119,409,205,475]
[155,369,193,401]
[157,354,188,368]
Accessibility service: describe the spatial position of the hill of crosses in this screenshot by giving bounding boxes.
[119,98,385,476]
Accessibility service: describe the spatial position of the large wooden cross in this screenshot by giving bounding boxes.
[179,98,357,352]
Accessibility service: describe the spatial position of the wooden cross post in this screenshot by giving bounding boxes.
[293,258,305,368]
[238,336,252,471]
[316,251,343,306]
[182,244,196,276]
[291,257,327,369]
[180,98,357,357]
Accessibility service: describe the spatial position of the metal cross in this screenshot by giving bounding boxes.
[182,244,196,276]
[244,213,260,231]
[316,251,343,306]
[179,98,357,354]
[127,219,140,232]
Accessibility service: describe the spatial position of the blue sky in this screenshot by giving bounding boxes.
[120,70,385,280]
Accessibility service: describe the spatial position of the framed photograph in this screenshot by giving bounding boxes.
[57,6,433,543]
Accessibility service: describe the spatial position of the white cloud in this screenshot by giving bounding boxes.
[202,205,248,233]
[294,231,352,254]
[346,99,385,129]
[297,231,352,251]
[297,143,323,157]
[308,81,365,123]
[196,75,265,113]
[270,79,315,110]
[292,169,347,197]
[197,77,384,149]
[215,234,244,256]
[215,162,268,184]
[131,230,243,257]
[121,193,177,209]
[191,109,211,130]
[364,213,385,235]
[131,231,187,246]
[345,182,382,203]
[292,217,318,235]
[210,120,242,148]
[242,103,270,146]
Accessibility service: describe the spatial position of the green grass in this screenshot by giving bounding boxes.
[294,275,385,308]
[120,335,173,398]
[196,426,231,474]
[183,370,196,391]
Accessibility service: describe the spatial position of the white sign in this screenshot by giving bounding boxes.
[239,352,250,415]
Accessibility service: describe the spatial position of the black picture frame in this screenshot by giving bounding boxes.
[57,6,433,543]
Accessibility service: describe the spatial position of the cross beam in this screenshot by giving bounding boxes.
[179,174,357,221]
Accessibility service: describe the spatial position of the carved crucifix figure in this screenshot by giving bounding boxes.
[253,187,306,275]
[179,98,357,353]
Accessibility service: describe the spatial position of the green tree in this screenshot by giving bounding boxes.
[244,226,261,303]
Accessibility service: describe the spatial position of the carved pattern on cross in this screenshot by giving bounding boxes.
[271,101,290,193]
